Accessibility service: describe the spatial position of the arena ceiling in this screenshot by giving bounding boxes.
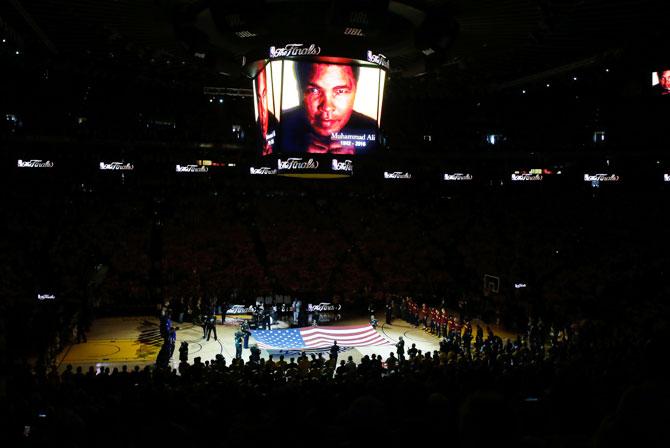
[0,0,661,93]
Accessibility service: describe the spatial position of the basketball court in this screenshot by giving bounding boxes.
[55,315,516,372]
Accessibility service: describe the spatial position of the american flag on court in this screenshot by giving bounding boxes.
[251,325,394,350]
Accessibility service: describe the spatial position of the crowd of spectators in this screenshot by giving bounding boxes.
[6,312,666,447]
[160,192,267,297]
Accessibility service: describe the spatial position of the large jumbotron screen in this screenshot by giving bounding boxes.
[253,58,386,156]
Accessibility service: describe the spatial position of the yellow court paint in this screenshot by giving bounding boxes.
[61,339,160,364]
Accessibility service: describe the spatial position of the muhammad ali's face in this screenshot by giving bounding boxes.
[660,70,670,90]
[302,64,357,137]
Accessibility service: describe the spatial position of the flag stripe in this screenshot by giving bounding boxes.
[301,327,381,336]
[303,333,386,347]
[302,330,377,340]
[303,328,384,342]
[301,324,381,331]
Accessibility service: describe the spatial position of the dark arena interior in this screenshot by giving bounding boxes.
[1,1,669,447]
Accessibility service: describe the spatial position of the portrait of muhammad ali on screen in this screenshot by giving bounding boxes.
[279,61,379,155]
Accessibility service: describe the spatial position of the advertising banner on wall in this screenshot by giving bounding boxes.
[384,171,412,179]
[99,162,134,171]
[443,173,473,181]
[583,173,620,182]
[176,164,208,173]
[17,160,54,168]
[511,172,543,182]
[249,166,278,175]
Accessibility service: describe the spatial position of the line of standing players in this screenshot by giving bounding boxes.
[402,297,462,338]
